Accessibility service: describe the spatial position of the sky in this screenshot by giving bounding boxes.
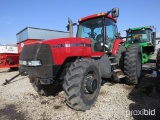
[0,0,160,44]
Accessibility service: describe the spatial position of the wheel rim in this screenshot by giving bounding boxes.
[84,71,98,100]
[86,79,97,93]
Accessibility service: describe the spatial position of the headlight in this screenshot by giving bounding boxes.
[19,60,27,66]
[27,60,42,66]
[19,60,42,66]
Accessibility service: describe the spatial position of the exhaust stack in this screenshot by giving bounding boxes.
[67,18,77,37]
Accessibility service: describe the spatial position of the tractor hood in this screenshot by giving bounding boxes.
[19,37,94,78]
[20,37,93,65]
[19,37,104,78]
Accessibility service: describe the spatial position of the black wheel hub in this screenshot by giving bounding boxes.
[86,79,97,93]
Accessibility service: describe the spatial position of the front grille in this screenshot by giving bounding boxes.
[20,43,55,78]
[20,43,40,60]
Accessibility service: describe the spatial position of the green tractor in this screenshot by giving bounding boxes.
[125,26,156,64]
[122,26,156,84]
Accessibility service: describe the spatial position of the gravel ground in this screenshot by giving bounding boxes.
[0,68,160,120]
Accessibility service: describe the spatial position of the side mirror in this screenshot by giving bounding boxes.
[66,24,69,31]
[152,32,156,45]
[111,8,119,18]
[66,23,77,31]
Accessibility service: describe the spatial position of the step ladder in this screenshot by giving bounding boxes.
[109,56,125,82]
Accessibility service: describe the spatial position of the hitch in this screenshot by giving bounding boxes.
[2,71,25,86]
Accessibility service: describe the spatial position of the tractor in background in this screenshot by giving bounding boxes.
[19,8,140,111]
[124,26,159,85]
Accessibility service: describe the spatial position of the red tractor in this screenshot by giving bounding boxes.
[19,8,138,111]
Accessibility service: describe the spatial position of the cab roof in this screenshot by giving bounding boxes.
[78,12,117,23]
[126,26,152,31]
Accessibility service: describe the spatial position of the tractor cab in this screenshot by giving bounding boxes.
[125,26,156,47]
[69,8,119,53]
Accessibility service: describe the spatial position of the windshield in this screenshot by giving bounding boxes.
[77,17,117,52]
[126,29,150,43]
[77,17,117,41]
[77,17,103,41]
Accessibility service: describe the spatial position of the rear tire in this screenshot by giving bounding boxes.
[63,58,101,111]
[29,77,61,96]
[124,45,142,85]
[156,49,160,93]
[157,77,160,93]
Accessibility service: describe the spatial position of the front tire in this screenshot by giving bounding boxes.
[29,77,61,96]
[63,58,101,111]
[124,45,142,85]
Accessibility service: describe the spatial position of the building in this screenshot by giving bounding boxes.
[16,27,69,43]
[16,27,69,53]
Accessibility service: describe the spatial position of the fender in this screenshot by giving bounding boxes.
[112,39,124,55]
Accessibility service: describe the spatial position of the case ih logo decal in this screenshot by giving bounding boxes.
[52,44,65,48]
[52,43,91,48]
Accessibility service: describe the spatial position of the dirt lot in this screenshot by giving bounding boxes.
[0,68,160,120]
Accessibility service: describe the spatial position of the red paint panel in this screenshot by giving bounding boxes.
[17,39,42,53]
[79,14,117,23]
[42,37,104,65]
[111,39,124,55]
